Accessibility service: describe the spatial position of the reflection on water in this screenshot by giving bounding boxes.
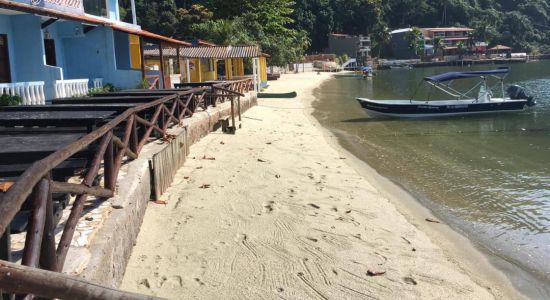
[312,61,550,297]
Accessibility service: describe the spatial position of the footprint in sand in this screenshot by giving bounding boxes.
[194,278,205,286]
[263,201,276,213]
[138,278,151,289]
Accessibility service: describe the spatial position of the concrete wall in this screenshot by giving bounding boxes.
[8,14,63,98]
[80,93,258,287]
[328,35,360,57]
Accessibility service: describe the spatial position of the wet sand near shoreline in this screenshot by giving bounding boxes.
[121,72,521,299]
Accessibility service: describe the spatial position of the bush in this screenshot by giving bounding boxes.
[87,83,116,96]
[137,79,151,89]
[0,94,22,106]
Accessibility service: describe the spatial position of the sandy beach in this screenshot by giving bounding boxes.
[121,72,523,299]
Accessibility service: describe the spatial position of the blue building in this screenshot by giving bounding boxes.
[0,0,190,102]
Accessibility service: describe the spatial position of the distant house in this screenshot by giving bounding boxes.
[390,27,478,59]
[327,33,371,64]
[488,45,513,56]
[422,27,474,47]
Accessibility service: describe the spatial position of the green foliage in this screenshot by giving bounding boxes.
[137,79,151,90]
[406,27,425,57]
[136,0,550,63]
[0,94,22,107]
[87,83,116,96]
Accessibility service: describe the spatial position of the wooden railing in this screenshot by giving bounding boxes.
[0,78,252,298]
[0,81,46,105]
[54,79,90,98]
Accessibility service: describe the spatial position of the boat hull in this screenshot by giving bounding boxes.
[356,98,529,118]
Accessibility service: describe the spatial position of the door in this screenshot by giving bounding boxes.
[44,39,57,66]
[0,34,11,83]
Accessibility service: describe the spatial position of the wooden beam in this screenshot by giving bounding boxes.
[139,36,146,80]
[41,18,58,29]
[21,179,49,268]
[83,25,98,34]
[112,136,138,160]
[159,42,166,89]
[51,182,114,198]
[0,260,164,300]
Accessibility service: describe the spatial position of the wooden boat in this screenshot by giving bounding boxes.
[258,91,297,98]
[356,67,535,118]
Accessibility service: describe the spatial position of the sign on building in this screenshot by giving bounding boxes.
[13,0,84,15]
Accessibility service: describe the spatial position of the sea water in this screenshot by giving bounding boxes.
[312,61,550,298]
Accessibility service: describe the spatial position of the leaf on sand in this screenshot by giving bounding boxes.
[425,218,441,223]
[200,184,211,189]
[257,158,267,162]
[308,203,320,209]
[367,270,386,277]
[0,182,14,192]
[154,200,167,205]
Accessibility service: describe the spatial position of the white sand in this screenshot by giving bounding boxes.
[121,72,522,299]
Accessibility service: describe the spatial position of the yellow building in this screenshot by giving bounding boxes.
[143,45,268,91]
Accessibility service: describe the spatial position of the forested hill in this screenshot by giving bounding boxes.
[130,0,550,65]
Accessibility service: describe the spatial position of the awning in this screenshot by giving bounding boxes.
[489,45,512,51]
[0,0,191,46]
[425,67,510,82]
[181,46,263,59]
[144,45,264,59]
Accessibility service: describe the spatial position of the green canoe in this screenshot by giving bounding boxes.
[258,92,297,99]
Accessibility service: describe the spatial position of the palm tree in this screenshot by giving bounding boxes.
[372,24,391,58]
[433,37,445,59]
[456,41,466,59]
[466,32,476,55]
[406,27,425,58]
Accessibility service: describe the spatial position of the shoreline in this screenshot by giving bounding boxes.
[121,71,523,299]
[302,75,525,299]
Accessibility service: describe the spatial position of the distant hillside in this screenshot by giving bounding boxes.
[134,0,550,65]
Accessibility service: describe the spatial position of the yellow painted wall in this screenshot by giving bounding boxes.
[232,58,244,77]
[224,59,233,80]
[260,57,267,82]
[190,59,202,82]
[200,58,217,81]
[129,35,141,70]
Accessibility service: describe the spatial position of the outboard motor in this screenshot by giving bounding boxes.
[507,85,536,106]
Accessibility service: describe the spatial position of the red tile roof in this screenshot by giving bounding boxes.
[425,27,474,32]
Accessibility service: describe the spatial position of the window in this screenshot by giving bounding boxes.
[201,58,215,72]
[0,34,11,83]
[84,0,108,17]
[44,39,57,66]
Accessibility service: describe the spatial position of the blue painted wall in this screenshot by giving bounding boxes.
[9,14,63,98]
[63,27,141,90]
[0,13,142,98]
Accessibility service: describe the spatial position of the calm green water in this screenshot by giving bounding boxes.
[312,61,550,298]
